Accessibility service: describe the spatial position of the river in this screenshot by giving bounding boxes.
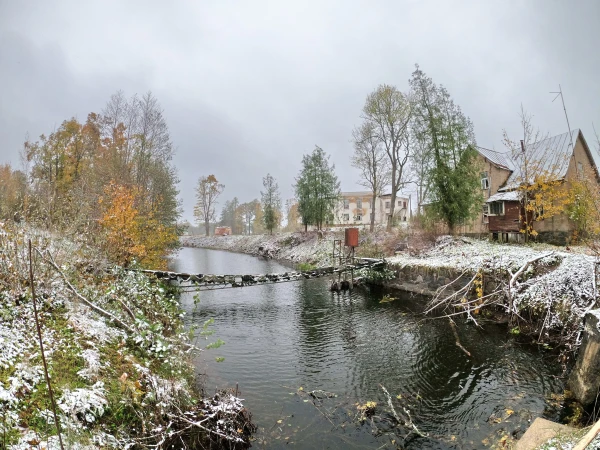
[170,246,564,449]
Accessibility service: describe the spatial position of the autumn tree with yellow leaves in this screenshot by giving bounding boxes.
[6,90,181,268]
[99,182,178,269]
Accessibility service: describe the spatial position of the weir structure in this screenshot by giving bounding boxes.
[130,257,385,292]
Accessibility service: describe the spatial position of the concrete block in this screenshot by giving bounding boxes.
[515,417,573,450]
[569,310,600,406]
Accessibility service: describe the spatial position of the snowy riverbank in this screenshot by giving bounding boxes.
[388,236,598,344]
[181,232,338,267]
[0,225,253,449]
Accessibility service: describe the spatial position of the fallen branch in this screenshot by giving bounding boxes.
[507,252,554,313]
[36,247,134,334]
[379,384,427,438]
[449,319,471,357]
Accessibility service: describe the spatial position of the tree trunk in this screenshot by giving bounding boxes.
[388,192,396,232]
[205,219,210,236]
[370,193,376,232]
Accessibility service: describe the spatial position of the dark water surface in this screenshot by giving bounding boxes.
[170,247,563,449]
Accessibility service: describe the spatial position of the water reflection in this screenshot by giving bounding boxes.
[171,247,563,449]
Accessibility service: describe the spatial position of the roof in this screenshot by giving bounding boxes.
[499,129,580,191]
[380,193,409,199]
[340,191,372,197]
[486,191,522,203]
[476,146,513,170]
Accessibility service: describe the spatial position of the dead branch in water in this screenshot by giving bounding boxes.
[449,319,471,357]
[379,384,428,439]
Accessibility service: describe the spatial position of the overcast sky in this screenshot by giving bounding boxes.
[1,0,599,223]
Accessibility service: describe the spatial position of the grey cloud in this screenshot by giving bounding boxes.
[1,0,599,223]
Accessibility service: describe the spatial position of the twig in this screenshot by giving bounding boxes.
[28,240,65,450]
[36,248,133,333]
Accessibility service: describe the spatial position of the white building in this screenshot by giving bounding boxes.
[332,191,410,227]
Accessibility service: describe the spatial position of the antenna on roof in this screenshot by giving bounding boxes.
[550,84,575,153]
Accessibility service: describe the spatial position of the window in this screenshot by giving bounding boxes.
[343,214,349,221]
[356,214,362,221]
[482,204,489,223]
[578,161,584,178]
[343,199,349,209]
[356,198,362,209]
[481,171,489,190]
[385,201,390,209]
[398,200,402,207]
[489,201,504,216]
[403,201,407,209]
[535,205,544,220]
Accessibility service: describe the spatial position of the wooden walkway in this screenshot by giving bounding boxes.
[132,258,385,291]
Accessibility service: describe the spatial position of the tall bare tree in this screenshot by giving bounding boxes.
[410,131,433,214]
[361,84,412,231]
[193,174,224,236]
[351,122,391,231]
[502,106,568,242]
[239,200,258,234]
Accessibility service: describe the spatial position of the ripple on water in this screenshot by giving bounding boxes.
[172,247,564,449]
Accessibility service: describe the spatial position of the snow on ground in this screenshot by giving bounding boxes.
[0,224,221,448]
[388,236,598,332]
[182,231,338,267]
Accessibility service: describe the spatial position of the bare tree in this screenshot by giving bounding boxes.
[193,175,224,236]
[351,122,391,231]
[239,200,258,234]
[361,84,412,231]
[502,106,567,242]
[410,131,433,214]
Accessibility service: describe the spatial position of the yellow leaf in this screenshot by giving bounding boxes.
[277,419,283,424]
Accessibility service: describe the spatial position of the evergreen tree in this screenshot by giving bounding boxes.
[409,65,481,233]
[294,146,340,231]
[261,174,281,235]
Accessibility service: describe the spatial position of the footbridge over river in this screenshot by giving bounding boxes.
[131,258,386,292]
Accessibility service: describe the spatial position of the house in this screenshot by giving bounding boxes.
[331,191,410,227]
[463,129,600,243]
[454,146,513,236]
[215,226,232,236]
